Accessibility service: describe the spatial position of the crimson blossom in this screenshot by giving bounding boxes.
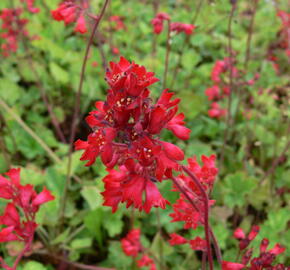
[21,0,40,13]
[0,8,29,57]
[222,227,287,270]
[75,57,191,213]
[51,1,90,34]
[121,228,156,270]
[0,168,54,270]
[151,12,195,36]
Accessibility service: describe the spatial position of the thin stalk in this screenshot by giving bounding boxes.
[34,250,115,270]
[11,236,33,270]
[170,0,203,89]
[17,1,66,143]
[156,208,164,270]
[170,176,222,266]
[260,138,290,185]
[244,0,258,70]
[59,0,110,229]
[181,166,214,270]
[163,20,171,89]
[0,98,61,164]
[202,252,207,270]
[220,2,237,166]
[151,0,159,57]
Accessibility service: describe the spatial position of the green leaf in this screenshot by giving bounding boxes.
[0,78,21,105]
[81,186,102,210]
[23,261,48,270]
[70,237,92,249]
[49,62,69,84]
[84,209,104,246]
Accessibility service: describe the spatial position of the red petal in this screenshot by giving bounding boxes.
[161,141,184,161]
[32,187,55,207]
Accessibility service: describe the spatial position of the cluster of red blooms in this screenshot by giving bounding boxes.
[222,226,287,270]
[121,229,156,270]
[169,233,206,251]
[167,155,218,251]
[51,1,90,34]
[170,155,218,230]
[0,8,29,57]
[0,168,54,270]
[21,0,40,13]
[75,57,191,213]
[151,12,195,35]
[205,58,236,119]
[277,10,290,58]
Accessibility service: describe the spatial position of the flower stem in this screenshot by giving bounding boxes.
[220,1,237,166]
[181,166,214,270]
[59,0,110,229]
[163,20,171,89]
[170,176,222,267]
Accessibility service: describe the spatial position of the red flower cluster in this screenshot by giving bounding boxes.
[169,155,218,230]
[205,58,238,119]
[51,1,89,34]
[0,168,54,269]
[0,8,29,57]
[168,233,206,251]
[277,10,290,58]
[109,15,125,31]
[76,57,190,213]
[121,229,156,270]
[151,12,195,35]
[21,0,40,13]
[223,227,287,270]
[151,12,170,34]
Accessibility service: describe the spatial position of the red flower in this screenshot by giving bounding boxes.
[168,233,187,246]
[74,14,87,33]
[170,22,196,35]
[0,8,30,57]
[51,1,88,34]
[170,155,218,231]
[101,166,169,213]
[76,57,190,212]
[151,12,170,34]
[121,229,141,257]
[189,236,207,251]
[137,255,154,267]
[205,85,221,101]
[222,261,245,270]
[0,168,54,269]
[233,228,246,240]
[21,0,40,13]
[208,102,226,119]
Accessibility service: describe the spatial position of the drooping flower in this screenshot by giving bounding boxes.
[121,228,142,257]
[121,229,156,270]
[51,1,88,34]
[168,233,187,246]
[0,8,30,57]
[0,168,54,269]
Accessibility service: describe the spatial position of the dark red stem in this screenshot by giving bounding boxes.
[170,176,222,266]
[163,20,171,89]
[59,0,110,227]
[181,166,214,270]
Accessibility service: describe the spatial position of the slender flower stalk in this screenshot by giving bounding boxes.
[163,19,171,89]
[178,166,214,270]
[220,1,237,166]
[59,0,110,228]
